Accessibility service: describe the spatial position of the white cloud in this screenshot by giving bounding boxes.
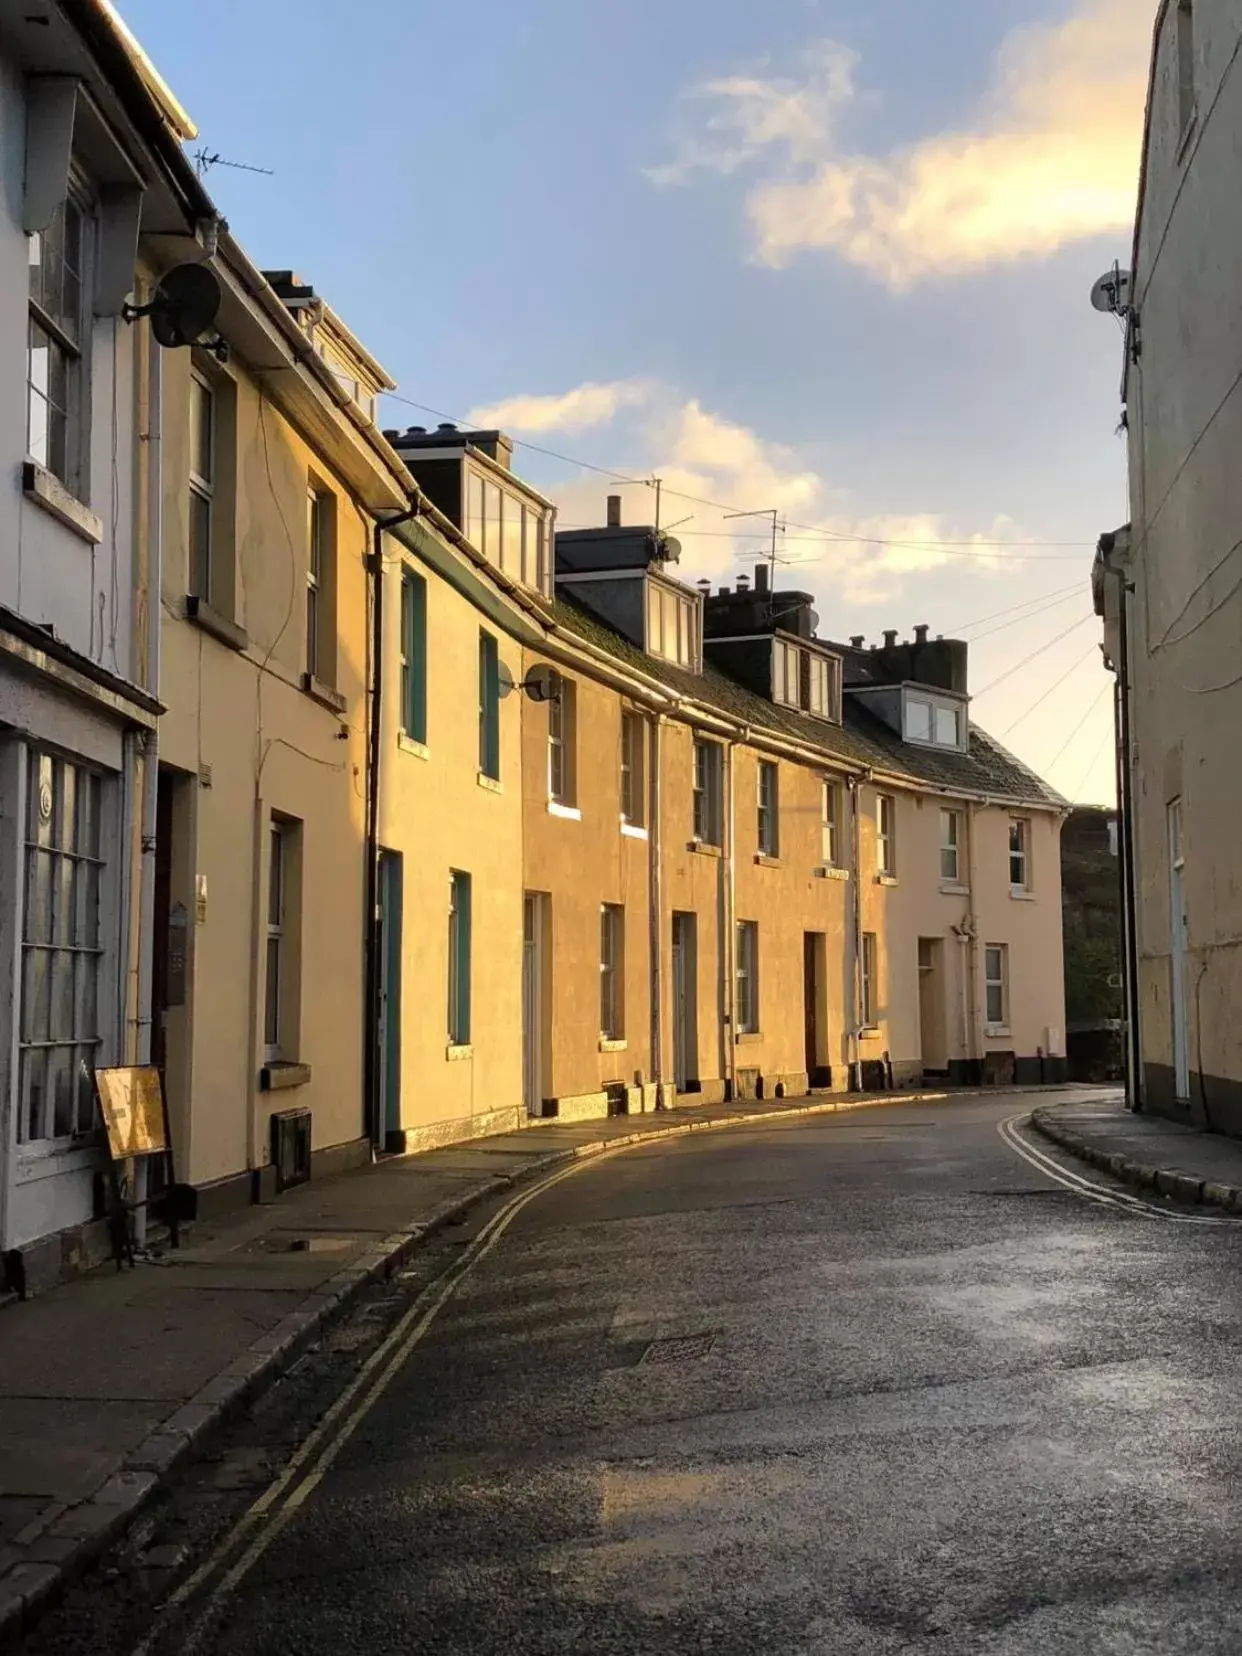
[465,380,650,434]
[649,0,1151,287]
[509,382,1022,606]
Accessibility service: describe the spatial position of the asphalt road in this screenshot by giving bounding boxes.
[28,1095,1242,1655]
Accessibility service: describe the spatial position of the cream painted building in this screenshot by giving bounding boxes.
[1094,0,1242,1134]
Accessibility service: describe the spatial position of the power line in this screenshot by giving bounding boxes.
[998,643,1101,738]
[972,613,1096,697]
[1043,680,1112,777]
[382,390,1097,557]
[956,583,1084,635]
[967,589,1086,643]
[1065,712,1116,801]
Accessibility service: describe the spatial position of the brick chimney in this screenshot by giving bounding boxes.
[606,494,622,528]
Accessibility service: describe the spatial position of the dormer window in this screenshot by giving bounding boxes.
[903,690,966,751]
[772,638,842,724]
[646,579,700,668]
[463,465,549,596]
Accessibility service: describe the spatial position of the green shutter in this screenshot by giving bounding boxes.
[479,631,500,778]
[401,571,427,743]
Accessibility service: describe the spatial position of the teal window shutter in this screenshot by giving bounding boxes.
[400,570,427,743]
[478,630,500,778]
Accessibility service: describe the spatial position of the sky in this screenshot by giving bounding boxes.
[118,0,1156,804]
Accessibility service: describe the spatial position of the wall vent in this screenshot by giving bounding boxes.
[271,1107,311,1192]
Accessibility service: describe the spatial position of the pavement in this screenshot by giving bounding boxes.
[21,1087,1242,1656]
[1031,1093,1242,1209]
[0,1082,1101,1641]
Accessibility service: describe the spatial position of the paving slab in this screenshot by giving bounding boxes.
[1030,1095,1242,1210]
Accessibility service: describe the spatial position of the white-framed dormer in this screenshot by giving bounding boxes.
[771,633,843,724]
[901,686,968,754]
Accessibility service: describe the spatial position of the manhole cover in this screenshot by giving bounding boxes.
[641,1332,717,1365]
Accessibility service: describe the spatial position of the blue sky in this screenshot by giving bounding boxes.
[119,0,1153,801]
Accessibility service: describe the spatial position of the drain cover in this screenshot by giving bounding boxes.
[641,1332,717,1365]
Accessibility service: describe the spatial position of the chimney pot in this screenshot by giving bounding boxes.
[914,623,929,645]
[754,564,769,595]
[382,428,400,441]
[737,575,750,593]
[436,422,457,433]
[697,580,711,594]
[606,494,622,528]
[717,586,730,597]
[883,629,898,649]
[850,634,865,648]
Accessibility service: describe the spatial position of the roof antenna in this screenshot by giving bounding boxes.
[193,147,275,180]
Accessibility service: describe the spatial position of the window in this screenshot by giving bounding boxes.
[27,193,87,493]
[19,751,104,1143]
[861,932,877,1027]
[265,823,287,1058]
[693,739,722,845]
[621,712,645,826]
[500,491,521,576]
[464,470,545,594]
[822,780,841,866]
[807,654,833,718]
[1178,1,1196,137]
[646,580,699,668]
[448,871,472,1046]
[736,921,759,1034]
[478,631,500,780]
[466,471,485,551]
[757,761,779,856]
[877,794,896,876]
[772,638,841,722]
[547,674,576,806]
[985,944,1009,1028]
[600,904,624,1039]
[904,691,965,750]
[188,373,214,600]
[306,488,335,682]
[1009,819,1030,891]
[940,809,961,884]
[400,569,427,743]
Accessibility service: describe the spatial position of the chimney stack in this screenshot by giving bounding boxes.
[754,563,769,596]
[850,634,865,648]
[883,629,898,649]
[606,494,622,528]
[914,623,929,645]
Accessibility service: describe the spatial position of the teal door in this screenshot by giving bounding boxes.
[378,852,403,1145]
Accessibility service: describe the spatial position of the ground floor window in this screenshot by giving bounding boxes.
[736,920,759,1034]
[19,749,104,1143]
[985,943,1009,1028]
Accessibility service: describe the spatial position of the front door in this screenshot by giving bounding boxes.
[672,913,698,1092]
[1169,802,1190,1100]
[377,852,403,1146]
[918,937,948,1074]
[523,894,544,1116]
[803,933,820,1081]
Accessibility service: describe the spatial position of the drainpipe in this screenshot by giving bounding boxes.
[965,801,981,1080]
[723,739,737,1101]
[1106,546,1142,1112]
[648,713,664,1107]
[363,504,419,1155]
[847,774,868,1090]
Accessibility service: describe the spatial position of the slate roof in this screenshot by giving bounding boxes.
[545,594,1065,811]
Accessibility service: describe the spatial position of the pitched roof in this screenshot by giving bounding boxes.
[546,594,1065,811]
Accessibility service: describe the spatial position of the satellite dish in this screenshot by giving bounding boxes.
[658,536,682,563]
[124,263,222,349]
[522,665,560,704]
[1090,266,1132,315]
[496,661,517,700]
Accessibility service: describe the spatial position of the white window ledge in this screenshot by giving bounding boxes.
[735,1030,763,1045]
[22,461,102,545]
[1009,888,1036,902]
[446,1043,473,1061]
[754,853,782,869]
[620,820,648,841]
[815,865,849,881]
[985,1026,1012,1040]
[940,883,971,896]
[688,839,722,858]
[598,1037,627,1053]
[547,800,582,821]
[398,733,430,760]
[477,772,503,794]
[859,1025,882,1040]
[876,874,899,887]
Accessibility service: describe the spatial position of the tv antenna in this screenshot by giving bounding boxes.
[193,147,275,180]
[725,508,786,610]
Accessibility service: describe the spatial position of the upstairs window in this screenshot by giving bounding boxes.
[27,191,88,496]
[904,690,966,751]
[463,466,549,596]
[478,631,500,781]
[1009,818,1030,892]
[772,638,842,723]
[305,487,336,685]
[757,761,779,857]
[399,569,427,744]
[620,712,645,827]
[547,674,577,808]
[822,780,841,867]
[188,373,214,601]
[693,739,723,846]
[877,794,896,877]
[940,809,961,884]
[646,580,699,669]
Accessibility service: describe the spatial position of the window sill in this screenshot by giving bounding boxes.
[598,1037,627,1053]
[446,1043,473,1062]
[301,672,346,714]
[22,460,103,545]
[985,1026,1012,1040]
[940,883,971,896]
[734,1030,763,1045]
[815,865,849,881]
[260,1061,311,1092]
[859,1025,882,1040]
[547,800,581,821]
[398,733,429,760]
[754,853,782,869]
[477,772,503,794]
[186,594,249,653]
[876,874,899,887]
[620,820,648,841]
[688,839,722,858]
[1009,888,1036,902]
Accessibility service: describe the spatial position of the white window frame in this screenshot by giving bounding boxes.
[1009,818,1030,892]
[189,370,215,602]
[448,870,472,1047]
[940,808,961,884]
[985,943,1009,1030]
[736,920,759,1034]
[27,184,92,498]
[877,794,896,876]
[620,712,645,826]
[600,904,624,1040]
[265,823,286,1061]
[693,739,722,846]
[822,780,840,866]
[904,689,966,751]
[306,487,328,679]
[861,931,877,1027]
[757,760,779,857]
